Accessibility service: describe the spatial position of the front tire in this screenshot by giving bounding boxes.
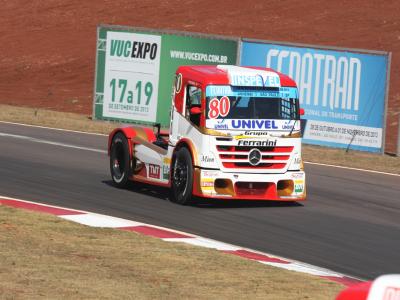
[110,132,131,188]
[171,147,194,205]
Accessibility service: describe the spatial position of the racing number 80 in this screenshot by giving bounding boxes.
[208,96,230,119]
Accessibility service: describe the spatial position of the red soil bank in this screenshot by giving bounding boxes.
[0,1,399,153]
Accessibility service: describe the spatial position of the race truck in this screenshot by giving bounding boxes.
[108,65,306,205]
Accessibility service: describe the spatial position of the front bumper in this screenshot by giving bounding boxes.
[192,168,306,201]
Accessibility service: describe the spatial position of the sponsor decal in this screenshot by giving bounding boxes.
[216,66,281,88]
[201,178,214,192]
[214,120,229,130]
[383,287,400,300]
[291,173,304,179]
[208,96,231,119]
[293,157,301,165]
[294,179,304,193]
[162,158,171,180]
[234,131,270,140]
[282,121,296,130]
[234,135,258,140]
[148,164,161,179]
[206,119,301,131]
[174,73,182,94]
[202,170,219,177]
[201,155,215,163]
[243,131,270,136]
[232,119,278,129]
[238,140,277,147]
[230,74,280,88]
[201,179,214,187]
[162,165,169,180]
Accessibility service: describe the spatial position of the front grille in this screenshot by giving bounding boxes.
[216,145,293,169]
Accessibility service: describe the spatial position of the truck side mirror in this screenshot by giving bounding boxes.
[299,108,305,116]
[190,106,202,115]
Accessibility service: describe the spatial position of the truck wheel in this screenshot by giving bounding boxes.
[171,147,194,205]
[110,132,131,188]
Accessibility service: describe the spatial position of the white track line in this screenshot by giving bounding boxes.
[0,132,106,154]
[0,120,108,136]
[305,161,400,177]
[1,120,399,176]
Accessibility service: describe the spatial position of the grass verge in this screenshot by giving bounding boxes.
[0,205,343,299]
[0,104,399,174]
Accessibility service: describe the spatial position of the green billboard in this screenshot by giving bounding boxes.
[93,25,239,127]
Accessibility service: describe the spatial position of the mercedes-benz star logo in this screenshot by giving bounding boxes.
[248,148,262,166]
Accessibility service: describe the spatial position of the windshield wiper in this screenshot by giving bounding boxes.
[289,118,299,136]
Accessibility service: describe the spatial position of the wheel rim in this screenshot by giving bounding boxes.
[112,143,125,180]
[173,159,188,195]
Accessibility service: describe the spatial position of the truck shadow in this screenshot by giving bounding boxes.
[102,180,304,209]
[194,198,303,209]
[102,180,170,201]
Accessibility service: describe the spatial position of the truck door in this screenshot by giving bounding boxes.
[169,78,202,144]
[185,85,202,127]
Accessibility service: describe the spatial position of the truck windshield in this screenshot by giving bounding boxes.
[205,85,300,130]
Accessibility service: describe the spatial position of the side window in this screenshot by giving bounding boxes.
[187,85,201,108]
[185,85,202,126]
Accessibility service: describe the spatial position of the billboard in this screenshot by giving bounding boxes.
[240,40,390,152]
[93,25,238,126]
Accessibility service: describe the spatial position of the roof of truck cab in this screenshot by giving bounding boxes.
[175,65,297,87]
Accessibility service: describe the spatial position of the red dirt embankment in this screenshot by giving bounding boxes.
[0,0,399,153]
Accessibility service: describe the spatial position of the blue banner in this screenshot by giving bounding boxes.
[240,41,389,152]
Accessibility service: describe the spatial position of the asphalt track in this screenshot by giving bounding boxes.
[1,122,399,280]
